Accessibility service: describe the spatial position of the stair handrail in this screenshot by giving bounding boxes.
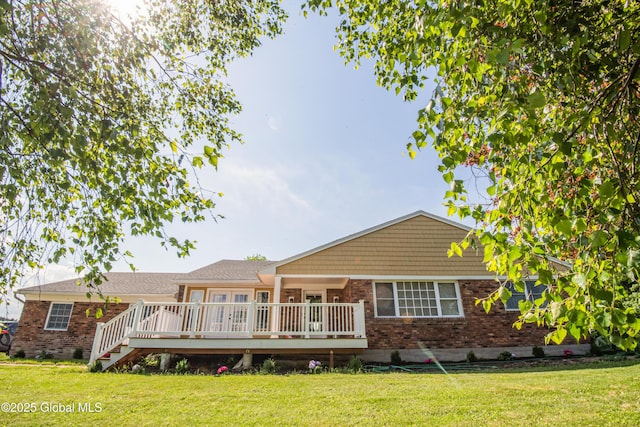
[89,300,142,364]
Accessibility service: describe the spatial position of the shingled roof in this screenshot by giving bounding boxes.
[183,259,277,281]
[18,272,183,297]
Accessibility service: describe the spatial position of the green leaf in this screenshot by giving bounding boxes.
[619,29,631,51]
[527,92,546,109]
[192,156,204,168]
[555,219,572,236]
[598,180,615,200]
[590,230,608,248]
[448,241,463,257]
[550,327,567,344]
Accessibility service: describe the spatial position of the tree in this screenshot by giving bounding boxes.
[0,0,286,299]
[245,253,268,261]
[305,0,640,349]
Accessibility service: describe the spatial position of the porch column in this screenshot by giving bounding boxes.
[270,276,282,335]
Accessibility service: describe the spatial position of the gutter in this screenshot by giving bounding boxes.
[12,292,26,304]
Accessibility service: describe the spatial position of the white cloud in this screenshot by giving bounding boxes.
[267,115,282,131]
[218,161,315,217]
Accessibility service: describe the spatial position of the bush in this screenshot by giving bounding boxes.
[497,351,513,361]
[142,353,161,368]
[348,356,363,373]
[36,351,54,360]
[466,351,478,363]
[13,349,25,359]
[72,348,84,360]
[89,360,103,373]
[590,334,613,355]
[390,350,402,365]
[532,346,545,358]
[260,358,277,374]
[174,358,190,374]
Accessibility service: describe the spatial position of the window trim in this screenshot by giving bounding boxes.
[373,280,464,318]
[44,302,74,331]
[504,280,547,311]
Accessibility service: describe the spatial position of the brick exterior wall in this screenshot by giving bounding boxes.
[348,279,549,350]
[12,300,130,359]
[281,289,301,303]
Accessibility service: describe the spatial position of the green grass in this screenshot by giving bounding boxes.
[1,359,639,426]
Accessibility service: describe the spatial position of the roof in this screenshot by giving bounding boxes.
[183,259,277,281]
[18,272,183,297]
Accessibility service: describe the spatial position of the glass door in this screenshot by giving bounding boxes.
[184,289,204,333]
[206,292,228,332]
[304,291,325,333]
[205,290,251,334]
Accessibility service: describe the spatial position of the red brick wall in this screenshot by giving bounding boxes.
[12,300,130,359]
[326,289,345,303]
[280,289,301,303]
[348,279,549,350]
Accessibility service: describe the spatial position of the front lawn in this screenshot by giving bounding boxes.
[1,359,639,426]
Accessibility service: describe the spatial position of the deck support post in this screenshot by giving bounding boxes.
[160,353,171,371]
[329,350,334,370]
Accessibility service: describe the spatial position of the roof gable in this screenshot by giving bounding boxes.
[273,211,490,277]
[184,259,276,282]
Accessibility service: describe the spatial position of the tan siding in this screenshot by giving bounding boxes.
[276,215,489,276]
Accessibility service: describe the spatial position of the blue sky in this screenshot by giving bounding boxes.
[3,1,458,319]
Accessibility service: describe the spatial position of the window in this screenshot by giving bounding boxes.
[45,303,73,330]
[505,281,547,311]
[373,281,462,318]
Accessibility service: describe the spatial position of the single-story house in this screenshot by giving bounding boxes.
[13,211,588,369]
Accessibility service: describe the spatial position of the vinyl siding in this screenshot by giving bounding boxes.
[276,215,489,276]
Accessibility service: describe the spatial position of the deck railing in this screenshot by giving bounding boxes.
[90,300,366,364]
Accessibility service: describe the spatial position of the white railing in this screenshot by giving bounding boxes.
[89,300,366,363]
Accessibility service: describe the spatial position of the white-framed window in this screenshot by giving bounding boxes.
[44,302,74,330]
[505,280,547,311]
[373,281,463,318]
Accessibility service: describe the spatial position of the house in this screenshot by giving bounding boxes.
[13,211,588,368]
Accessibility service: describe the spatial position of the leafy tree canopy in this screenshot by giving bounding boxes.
[245,253,268,261]
[0,0,286,299]
[305,0,640,349]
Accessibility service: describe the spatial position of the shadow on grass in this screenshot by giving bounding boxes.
[364,355,640,375]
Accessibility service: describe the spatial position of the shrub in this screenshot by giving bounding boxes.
[466,351,478,363]
[36,351,54,360]
[174,358,190,375]
[532,346,545,358]
[348,356,363,373]
[498,351,513,361]
[13,349,25,359]
[89,360,103,373]
[142,353,161,368]
[72,348,84,360]
[390,350,402,365]
[590,334,613,355]
[130,363,147,374]
[309,360,322,373]
[260,358,277,374]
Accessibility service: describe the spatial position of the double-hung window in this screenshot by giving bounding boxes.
[44,302,74,331]
[374,281,463,318]
[505,280,547,311]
